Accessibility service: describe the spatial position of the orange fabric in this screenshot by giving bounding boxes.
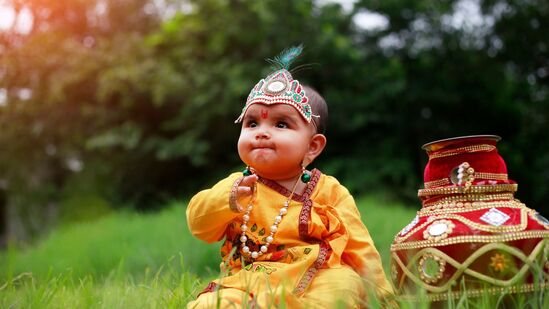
[186,172,392,308]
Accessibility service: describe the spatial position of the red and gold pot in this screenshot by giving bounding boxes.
[390,135,549,301]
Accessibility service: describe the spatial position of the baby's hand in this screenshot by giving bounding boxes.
[229,174,258,212]
[236,174,258,199]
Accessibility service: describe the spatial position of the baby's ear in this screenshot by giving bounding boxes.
[305,134,327,165]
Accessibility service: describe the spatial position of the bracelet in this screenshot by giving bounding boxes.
[229,177,245,212]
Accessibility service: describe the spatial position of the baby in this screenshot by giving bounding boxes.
[186,47,392,308]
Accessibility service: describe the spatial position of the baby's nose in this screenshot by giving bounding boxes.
[255,130,270,139]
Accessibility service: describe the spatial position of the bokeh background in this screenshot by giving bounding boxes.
[1,0,548,253]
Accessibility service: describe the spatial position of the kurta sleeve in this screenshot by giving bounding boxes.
[322,182,393,299]
[337,193,393,295]
[186,173,242,243]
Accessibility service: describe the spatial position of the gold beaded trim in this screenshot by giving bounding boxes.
[424,179,450,189]
[392,230,549,251]
[395,206,528,244]
[424,173,508,189]
[428,144,496,159]
[418,184,517,197]
[419,199,523,216]
[419,200,523,217]
[475,172,508,181]
[394,217,435,243]
[443,210,527,233]
[421,193,515,208]
[397,282,549,302]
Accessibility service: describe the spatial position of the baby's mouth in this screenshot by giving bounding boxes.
[252,143,274,150]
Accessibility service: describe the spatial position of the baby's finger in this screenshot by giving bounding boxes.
[237,186,253,197]
[240,174,258,187]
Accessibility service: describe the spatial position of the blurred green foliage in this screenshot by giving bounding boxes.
[0,0,548,241]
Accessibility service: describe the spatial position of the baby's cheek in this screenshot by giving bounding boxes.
[237,139,248,161]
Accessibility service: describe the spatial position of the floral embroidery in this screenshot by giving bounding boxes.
[490,253,508,272]
[245,264,278,274]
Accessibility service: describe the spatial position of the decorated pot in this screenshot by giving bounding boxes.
[390,135,549,301]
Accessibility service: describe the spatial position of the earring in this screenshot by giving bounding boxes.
[243,166,253,176]
[300,166,311,183]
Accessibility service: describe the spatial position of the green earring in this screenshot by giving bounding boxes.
[243,166,253,176]
[300,167,311,183]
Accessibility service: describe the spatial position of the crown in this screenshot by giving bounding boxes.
[235,45,313,123]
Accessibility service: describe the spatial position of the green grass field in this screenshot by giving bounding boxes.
[1,197,547,308]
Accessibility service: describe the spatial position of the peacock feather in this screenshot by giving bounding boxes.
[266,45,304,71]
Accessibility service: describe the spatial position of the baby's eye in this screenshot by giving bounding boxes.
[245,120,257,128]
[276,122,288,129]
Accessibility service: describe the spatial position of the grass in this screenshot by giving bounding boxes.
[357,195,419,274]
[0,201,217,308]
[1,201,220,281]
[2,195,546,307]
[0,264,202,308]
[1,196,415,282]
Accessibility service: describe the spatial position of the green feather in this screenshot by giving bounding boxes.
[266,45,304,71]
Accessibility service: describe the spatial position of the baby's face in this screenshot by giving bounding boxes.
[237,104,316,181]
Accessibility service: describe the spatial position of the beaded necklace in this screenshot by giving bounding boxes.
[239,175,301,260]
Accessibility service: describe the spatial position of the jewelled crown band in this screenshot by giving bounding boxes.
[235,45,317,124]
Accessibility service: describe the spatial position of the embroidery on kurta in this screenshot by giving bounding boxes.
[258,169,321,240]
[197,282,218,297]
[258,169,330,294]
[298,169,320,240]
[293,242,331,294]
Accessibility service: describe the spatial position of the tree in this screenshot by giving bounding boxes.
[1,0,547,243]
[0,0,162,241]
[351,0,549,209]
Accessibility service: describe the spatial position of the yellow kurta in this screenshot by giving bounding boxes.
[186,169,392,308]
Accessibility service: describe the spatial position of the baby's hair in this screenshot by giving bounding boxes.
[303,85,328,134]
